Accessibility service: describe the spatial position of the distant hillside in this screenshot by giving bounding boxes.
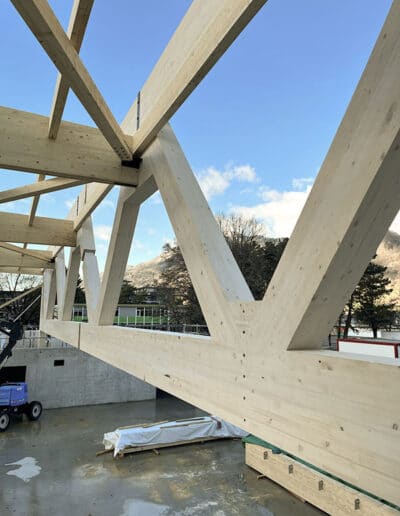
[124,255,166,288]
[123,232,400,305]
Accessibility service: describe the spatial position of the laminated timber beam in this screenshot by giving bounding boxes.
[0,107,138,186]
[0,212,76,246]
[55,249,66,316]
[0,248,53,269]
[48,0,94,139]
[10,0,132,160]
[41,269,56,319]
[28,0,94,234]
[150,125,253,341]
[0,177,85,204]
[123,0,268,156]
[93,189,141,326]
[0,267,43,275]
[0,243,52,262]
[94,170,157,325]
[60,247,81,321]
[28,174,46,227]
[80,218,100,323]
[40,317,400,507]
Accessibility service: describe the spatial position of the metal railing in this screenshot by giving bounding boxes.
[0,329,71,351]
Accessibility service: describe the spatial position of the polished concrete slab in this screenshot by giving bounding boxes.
[0,398,323,515]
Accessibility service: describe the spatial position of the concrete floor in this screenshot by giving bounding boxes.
[0,398,323,516]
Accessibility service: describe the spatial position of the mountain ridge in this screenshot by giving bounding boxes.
[124,232,400,305]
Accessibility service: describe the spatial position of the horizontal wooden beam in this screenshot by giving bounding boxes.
[49,0,94,139]
[245,443,398,516]
[0,177,85,204]
[40,319,400,506]
[0,267,43,275]
[0,248,54,269]
[0,212,76,246]
[11,0,132,160]
[123,0,267,155]
[0,107,138,186]
[0,243,52,262]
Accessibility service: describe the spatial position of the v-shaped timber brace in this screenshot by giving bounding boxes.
[1,0,400,507]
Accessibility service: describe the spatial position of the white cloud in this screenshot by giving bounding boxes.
[99,199,115,210]
[230,174,400,239]
[231,180,314,238]
[227,164,257,183]
[65,198,75,209]
[197,164,258,201]
[41,193,56,204]
[133,238,146,251]
[0,200,30,214]
[197,167,230,200]
[291,177,314,190]
[94,224,112,242]
[390,212,400,234]
[0,201,16,212]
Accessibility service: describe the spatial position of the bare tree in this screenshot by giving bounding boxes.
[216,213,265,247]
[0,273,42,324]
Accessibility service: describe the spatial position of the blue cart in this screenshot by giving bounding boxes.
[0,382,42,432]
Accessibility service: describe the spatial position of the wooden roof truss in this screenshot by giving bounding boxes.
[1,0,400,506]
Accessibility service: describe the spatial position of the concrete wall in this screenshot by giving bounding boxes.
[5,347,155,409]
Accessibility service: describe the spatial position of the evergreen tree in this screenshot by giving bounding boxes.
[118,280,147,304]
[74,276,85,303]
[354,262,396,338]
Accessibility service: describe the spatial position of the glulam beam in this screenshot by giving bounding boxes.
[0,107,138,186]
[49,0,94,139]
[0,243,52,262]
[0,248,53,269]
[0,177,85,204]
[11,0,132,160]
[0,212,76,246]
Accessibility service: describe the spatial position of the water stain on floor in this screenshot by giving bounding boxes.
[5,457,41,482]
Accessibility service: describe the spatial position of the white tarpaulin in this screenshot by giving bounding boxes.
[103,416,248,456]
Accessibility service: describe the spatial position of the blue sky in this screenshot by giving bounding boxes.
[0,0,393,270]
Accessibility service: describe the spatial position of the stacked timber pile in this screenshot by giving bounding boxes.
[100,416,248,458]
